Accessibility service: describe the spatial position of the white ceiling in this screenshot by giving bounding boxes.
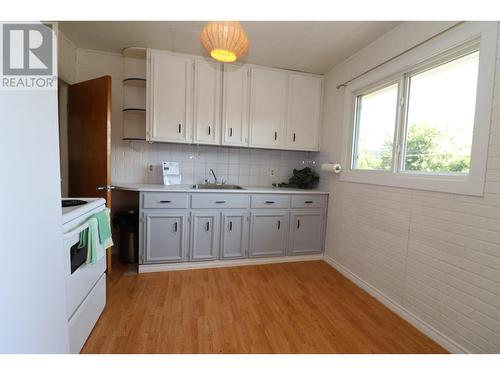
[59,21,400,74]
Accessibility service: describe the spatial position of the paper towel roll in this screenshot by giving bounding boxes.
[321,163,342,173]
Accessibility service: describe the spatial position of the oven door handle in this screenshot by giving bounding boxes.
[63,222,90,240]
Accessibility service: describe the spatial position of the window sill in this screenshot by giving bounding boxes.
[339,169,485,196]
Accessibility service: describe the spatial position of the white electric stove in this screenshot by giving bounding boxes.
[61,198,107,353]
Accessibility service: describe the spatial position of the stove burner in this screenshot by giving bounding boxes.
[62,199,87,208]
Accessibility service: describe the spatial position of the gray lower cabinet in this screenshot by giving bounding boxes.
[190,211,220,261]
[289,210,324,255]
[144,212,187,263]
[249,211,288,257]
[139,192,328,265]
[221,212,249,259]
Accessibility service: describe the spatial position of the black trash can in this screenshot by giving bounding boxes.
[113,209,139,263]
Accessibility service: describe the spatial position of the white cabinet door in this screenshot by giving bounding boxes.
[221,212,249,259]
[193,59,222,145]
[144,212,187,263]
[222,64,250,147]
[286,74,322,151]
[249,68,288,149]
[149,51,193,143]
[190,212,220,261]
[249,211,288,257]
[289,210,324,255]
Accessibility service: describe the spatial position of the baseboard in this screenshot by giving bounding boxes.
[323,254,469,354]
[139,254,324,274]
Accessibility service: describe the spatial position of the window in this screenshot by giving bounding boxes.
[352,45,479,175]
[343,22,497,196]
[353,83,398,171]
[402,51,479,174]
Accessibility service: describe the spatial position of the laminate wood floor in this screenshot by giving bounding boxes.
[82,260,447,354]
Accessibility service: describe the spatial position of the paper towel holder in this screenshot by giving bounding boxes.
[321,163,342,174]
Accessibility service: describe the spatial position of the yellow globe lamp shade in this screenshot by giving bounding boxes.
[210,49,237,63]
[200,21,249,63]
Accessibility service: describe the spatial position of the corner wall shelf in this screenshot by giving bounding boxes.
[123,78,146,82]
[123,137,146,142]
[123,78,146,86]
[122,47,147,59]
[123,108,146,112]
[122,47,147,141]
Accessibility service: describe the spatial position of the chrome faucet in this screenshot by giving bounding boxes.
[209,169,218,185]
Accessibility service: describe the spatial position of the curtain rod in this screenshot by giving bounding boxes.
[336,22,465,90]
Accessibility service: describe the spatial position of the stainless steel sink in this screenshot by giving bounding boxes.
[191,183,245,190]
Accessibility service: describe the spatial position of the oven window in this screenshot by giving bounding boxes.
[70,241,88,274]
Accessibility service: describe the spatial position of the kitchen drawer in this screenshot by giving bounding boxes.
[291,194,327,209]
[251,194,290,209]
[68,273,106,354]
[143,193,189,209]
[191,194,250,209]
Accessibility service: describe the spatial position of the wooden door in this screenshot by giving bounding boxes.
[222,64,250,147]
[286,74,322,151]
[149,51,193,143]
[193,59,222,145]
[249,67,288,149]
[67,75,112,269]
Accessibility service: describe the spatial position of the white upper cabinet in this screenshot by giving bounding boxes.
[148,50,193,143]
[193,59,222,145]
[248,67,288,149]
[146,49,323,151]
[222,64,250,147]
[286,74,323,151]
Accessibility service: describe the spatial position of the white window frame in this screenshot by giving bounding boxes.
[340,22,498,196]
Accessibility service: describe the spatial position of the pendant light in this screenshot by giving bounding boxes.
[200,21,249,63]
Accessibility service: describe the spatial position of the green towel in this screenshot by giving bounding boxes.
[78,218,101,264]
[78,209,113,264]
[91,209,112,245]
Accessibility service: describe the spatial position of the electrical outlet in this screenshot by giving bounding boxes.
[147,163,154,174]
[269,168,275,177]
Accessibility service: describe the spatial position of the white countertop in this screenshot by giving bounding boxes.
[114,183,329,195]
[62,198,106,225]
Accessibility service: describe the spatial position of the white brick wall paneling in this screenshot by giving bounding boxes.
[323,22,500,353]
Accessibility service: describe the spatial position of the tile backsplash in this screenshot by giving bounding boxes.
[113,141,319,187]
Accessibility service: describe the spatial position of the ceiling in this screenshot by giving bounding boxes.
[59,21,400,74]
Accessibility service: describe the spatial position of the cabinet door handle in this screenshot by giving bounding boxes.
[159,200,172,203]
[229,221,233,231]
[206,221,210,231]
[215,201,226,204]
[304,200,313,204]
[208,125,211,135]
[229,127,233,137]
[178,123,182,133]
[274,131,278,141]
[174,222,178,233]
[277,220,281,230]
[297,219,300,229]
[293,133,296,142]
[265,201,275,204]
